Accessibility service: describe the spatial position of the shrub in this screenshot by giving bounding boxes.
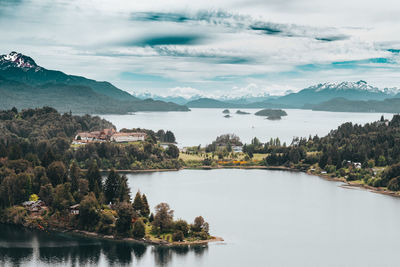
[133,219,146,239]
[198,231,209,240]
[324,165,336,174]
[388,177,400,191]
[174,219,189,236]
[29,194,39,202]
[372,178,383,187]
[172,230,184,242]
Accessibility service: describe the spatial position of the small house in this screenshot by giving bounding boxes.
[70,204,80,215]
[22,200,46,214]
[232,146,243,153]
[111,132,146,143]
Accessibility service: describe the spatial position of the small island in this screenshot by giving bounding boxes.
[224,114,231,118]
[222,109,230,114]
[236,110,250,115]
[254,109,287,120]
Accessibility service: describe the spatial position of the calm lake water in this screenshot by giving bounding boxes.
[2,169,400,267]
[102,109,392,147]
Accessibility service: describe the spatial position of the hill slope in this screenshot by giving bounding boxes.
[0,52,189,113]
[309,97,400,113]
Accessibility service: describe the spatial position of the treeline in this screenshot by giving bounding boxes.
[205,134,242,153]
[0,160,209,241]
[120,128,176,144]
[250,115,400,190]
[0,107,181,170]
[0,107,209,241]
[0,107,182,206]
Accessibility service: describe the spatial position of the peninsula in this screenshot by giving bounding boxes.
[0,107,217,246]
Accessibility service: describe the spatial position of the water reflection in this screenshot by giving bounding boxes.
[0,224,207,266]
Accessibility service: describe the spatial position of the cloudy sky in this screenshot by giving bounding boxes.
[1,0,400,98]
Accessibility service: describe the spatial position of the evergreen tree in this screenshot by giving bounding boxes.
[104,168,120,204]
[79,192,100,231]
[117,174,131,202]
[47,161,67,186]
[132,191,143,213]
[86,160,102,198]
[141,194,150,217]
[70,160,80,193]
[116,202,135,234]
[165,130,176,143]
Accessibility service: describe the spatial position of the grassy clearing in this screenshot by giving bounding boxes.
[179,152,266,162]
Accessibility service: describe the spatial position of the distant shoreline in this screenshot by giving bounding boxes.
[104,166,400,198]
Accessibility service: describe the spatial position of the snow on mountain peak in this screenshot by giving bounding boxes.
[0,51,39,70]
[307,80,400,94]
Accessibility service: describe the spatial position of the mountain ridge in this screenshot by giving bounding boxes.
[0,52,189,113]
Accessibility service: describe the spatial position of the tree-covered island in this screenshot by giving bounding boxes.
[254,109,287,120]
[0,107,219,245]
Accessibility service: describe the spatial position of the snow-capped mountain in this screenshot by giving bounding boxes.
[0,51,189,113]
[0,51,41,71]
[133,91,273,105]
[307,80,400,95]
[269,80,400,108]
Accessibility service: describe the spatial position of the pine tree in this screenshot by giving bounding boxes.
[104,168,120,204]
[86,160,102,198]
[132,191,143,214]
[141,194,150,217]
[70,160,80,193]
[118,174,131,202]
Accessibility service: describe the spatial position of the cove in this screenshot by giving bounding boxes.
[2,169,400,266]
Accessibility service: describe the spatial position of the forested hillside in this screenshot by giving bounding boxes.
[240,115,400,190]
[0,107,181,208]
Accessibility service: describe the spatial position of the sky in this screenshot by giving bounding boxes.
[1,0,400,98]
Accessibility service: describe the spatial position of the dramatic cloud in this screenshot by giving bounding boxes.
[0,0,400,96]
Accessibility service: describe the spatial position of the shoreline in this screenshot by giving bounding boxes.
[64,228,224,247]
[308,171,400,198]
[3,165,398,248]
[107,165,400,199]
[1,223,224,248]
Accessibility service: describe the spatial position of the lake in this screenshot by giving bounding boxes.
[2,169,400,267]
[102,109,392,147]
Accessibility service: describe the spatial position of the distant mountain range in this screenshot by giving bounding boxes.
[2,51,400,114]
[136,80,400,112]
[0,52,189,114]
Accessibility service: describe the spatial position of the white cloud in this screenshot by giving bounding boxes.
[1,0,400,97]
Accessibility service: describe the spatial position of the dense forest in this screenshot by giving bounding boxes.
[240,115,400,190]
[309,97,400,113]
[0,106,182,208]
[0,107,210,243]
